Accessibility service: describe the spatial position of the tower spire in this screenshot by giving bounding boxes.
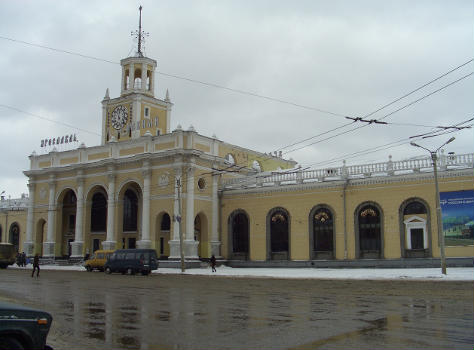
[131,5,149,57]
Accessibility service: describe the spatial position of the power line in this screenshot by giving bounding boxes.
[361,59,473,120]
[0,35,349,119]
[1,35,472,186]
[301,117,473,169]
[270,59,473,154]
[282,73,473,155]
[0,104,101,136]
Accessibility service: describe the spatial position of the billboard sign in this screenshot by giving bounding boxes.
[440,190,474,246]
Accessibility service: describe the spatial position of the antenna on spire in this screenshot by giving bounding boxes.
[131,5,149,57]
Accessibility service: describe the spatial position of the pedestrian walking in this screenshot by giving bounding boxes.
[210,254,217,272]
[31,253,40,278]
[21,252,26,267]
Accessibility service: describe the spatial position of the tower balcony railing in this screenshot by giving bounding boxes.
[222,152,474,190]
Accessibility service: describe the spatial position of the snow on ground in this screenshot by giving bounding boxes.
[8,264,474,281]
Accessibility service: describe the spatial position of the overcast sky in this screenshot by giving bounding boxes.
[0,0,472,198]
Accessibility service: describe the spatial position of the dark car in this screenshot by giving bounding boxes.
[104,249,158,275]
[0,301,53,350]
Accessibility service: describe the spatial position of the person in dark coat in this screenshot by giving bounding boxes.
[31,253,40,278]
[210,254,217,273]
[21,252,26,267]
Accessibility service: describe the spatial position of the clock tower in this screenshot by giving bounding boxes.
[101,6,172,144]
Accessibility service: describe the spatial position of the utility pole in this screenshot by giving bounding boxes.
[176,178,185,272]
[411,137,455,275]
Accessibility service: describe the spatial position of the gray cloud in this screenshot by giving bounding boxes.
[0,0,472,197]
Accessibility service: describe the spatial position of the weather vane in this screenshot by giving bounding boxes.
[131,5,149,57]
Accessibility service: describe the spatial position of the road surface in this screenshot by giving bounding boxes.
[0,269,472,349]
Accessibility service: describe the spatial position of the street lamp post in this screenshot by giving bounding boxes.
[410,137,455,275]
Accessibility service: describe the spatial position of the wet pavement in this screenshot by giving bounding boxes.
[0,269,472,349]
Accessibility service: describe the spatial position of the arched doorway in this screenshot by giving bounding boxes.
[58,189,77,257]
[267,208,290,260]
[309,206,334,259]
[87,189,108,253]
[35,219,46,256]
[156,212,171,258]
[91,192,107,233]
[356,203,383,259]
[228,210,250,260]
[118,182,142,249]
[9,223,20,252]
[400,199,431,258]
[194,213,209,258]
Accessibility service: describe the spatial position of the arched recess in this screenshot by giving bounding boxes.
[134,68,142,88]
[355,202,384,259]
[225,153,236,165]
[228,209,250,260]
[57,188,77,257]
[35,219,46,256]
[155,211,171,258]
[117,181,142,249]
[85,185,108,255]
[309,205,335,259]
[399,198,431,258]
[9,222,20,252]
[266,207,290,260]
[194,212,209,258]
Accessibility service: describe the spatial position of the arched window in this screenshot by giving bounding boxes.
[401,199,430,257]
[9,223,20,252]
[225,154,235,165]
[231,212,249,254]
[313,208,333,252]
[403,201,427,215]
[358,205,381,254]
[269,209,289,259]
[252,160,262,172]
[123,189,138,232]
[161,213,170,231]
[91,192,107,232]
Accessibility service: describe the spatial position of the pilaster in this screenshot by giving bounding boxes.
[210,170,221,257]
[71,171,85,257]
[24,180,35,256]
[137,162,151,249]
[103,168,116,250]
[44,174,56,257]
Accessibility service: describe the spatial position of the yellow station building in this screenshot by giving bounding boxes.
[1,29,473,266]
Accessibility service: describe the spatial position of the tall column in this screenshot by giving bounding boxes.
[121,65,126,94]
[151,69,155,95]
[137,162,151,249]
[210,171,221,257]
[130,63,135,89]
[169,165,182,259]
[71,171,84,258]
[184,161,199,258]
[141,63,147,92]
[24,181,35,256]
[43,175,56,257]
[102,170,116,250]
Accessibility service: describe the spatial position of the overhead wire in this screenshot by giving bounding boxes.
[1,36,472,193]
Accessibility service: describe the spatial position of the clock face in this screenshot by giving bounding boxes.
[111,105,128,130]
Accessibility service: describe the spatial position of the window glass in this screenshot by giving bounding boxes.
[126,252,135,260]
[97,253,104,259]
